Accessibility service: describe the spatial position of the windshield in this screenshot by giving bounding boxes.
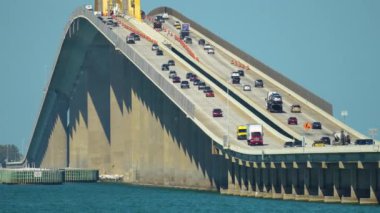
[252,132,261,137]
[238,129,246,133]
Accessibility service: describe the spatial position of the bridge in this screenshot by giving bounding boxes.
[6,2,380,205]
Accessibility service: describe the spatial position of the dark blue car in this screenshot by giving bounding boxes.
[312,122,322,129]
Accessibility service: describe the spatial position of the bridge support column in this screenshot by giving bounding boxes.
[282,163,294,200]
[233,162,241,195]
[324,163,341,203]
[254,163,263,197]
[271,163,282,199]
[308,163,324,202]
[240,163,248,196]
[222,157,235,195]
[262,163,271,198]
[246,163,254,197]
[342,164,359,203]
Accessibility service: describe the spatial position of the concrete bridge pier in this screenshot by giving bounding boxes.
[282,163,294,200]
[359,164,379,204]
[262,163,272,198]
[341,163,359,204]
[324,163,342,202]
[246,163,255,197]
[239,161,249,196]
[253,163,263,197]
[308,163,325,202]
[271,163,282,199]
[233,161,242,195]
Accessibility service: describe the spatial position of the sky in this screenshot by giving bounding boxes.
[0,0,379,152]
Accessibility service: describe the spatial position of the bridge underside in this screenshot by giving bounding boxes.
[31,18,227,190]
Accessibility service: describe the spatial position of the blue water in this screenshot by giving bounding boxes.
[0,183,377,212]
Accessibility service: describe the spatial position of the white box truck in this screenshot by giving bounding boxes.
[247,124,263,145]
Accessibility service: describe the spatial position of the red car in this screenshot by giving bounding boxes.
[205,90,215,97]
[288,117,298,125]
[212,108,223,117]
[172,76,181,83]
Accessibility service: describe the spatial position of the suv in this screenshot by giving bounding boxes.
[254,79,264,87]
[184,36,192,44]
[186,72,193,79]
[198,39,205,45]
[156,49,163,56]
[126,36,135,44]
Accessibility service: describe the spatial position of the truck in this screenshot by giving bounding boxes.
[266,91,283,113]
[236,125,248,140]
[247,124,263,145]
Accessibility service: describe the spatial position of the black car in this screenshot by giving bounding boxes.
[113,22,119,27]
[293,140,303,147]
[97,16,103,21]
[232,76,240,84]
[312,122,322,129]
[203,86,211,92]
[133,34,140,41]
[284,141,294,148]
[237,70,245,77]
[198,82,206,90]
[254,79,264,87]
[186,72,193,79]
[126,36,135,44]
[355,139,374,145]
[156,49,163,56]
[320,136,331,145]
[161,64,169,71]
[198,39,205,45]
[193,79,201,86]
[168,60,175,66]
[180,81,190,89]
[184,37,192,44]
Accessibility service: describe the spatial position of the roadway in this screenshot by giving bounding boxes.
[144,15,369,147]
[107,16,290,151]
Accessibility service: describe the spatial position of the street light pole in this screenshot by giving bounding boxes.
[341,110,348,124]
[369,128,378,140]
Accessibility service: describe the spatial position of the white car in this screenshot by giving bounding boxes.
[231,72,240,78]
[204,44,212,50]
[243,85,251,91]
[207,48,215,54]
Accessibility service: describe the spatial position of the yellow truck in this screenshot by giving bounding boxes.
[236,125,248,140]
[174,21,181,30]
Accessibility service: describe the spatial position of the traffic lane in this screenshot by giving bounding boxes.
[120,32,284,150]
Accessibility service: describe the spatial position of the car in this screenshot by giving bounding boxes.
[168,60,175,66]
[291,104,301,113]
[174,21,181,29]
[203,86,211,92]
[232,77,240,84]
[186,72,193,79]
[204,44,212,50]
[243,85,251,91]
[198,39,205,45]
[205,89,215,97]
[106,20,114,25]
[189,74,198,81]
[212,108,223,117]
[231,72,240,78]
[152,43,159,51]
[355,139,374,145]
[237,70,245,77]
[169,70,177,78]
[184,36,192,44]
[162,12,169,19]
[126,36,135,44]
[180,81,189,88]
[320,136,331,145]
[198,84,207,90]
[172,76,181,83]
[193,79,201,85]
[312,122,322,129]
[133,34,140,41]
[293,140,303,147]
[155,15,164,23]
[156,49,163,56]
[97,16,103,21]
[284,141,294,148]
[207,48,215,54]
[113,22,119,27]
[254,79,264,87]
[269,93,282,103]
[288,117,298,125]
[312,141,325,147]
[161,64,169,71]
